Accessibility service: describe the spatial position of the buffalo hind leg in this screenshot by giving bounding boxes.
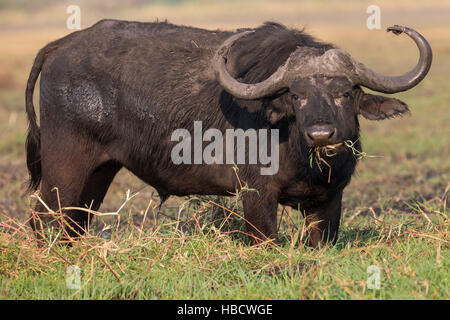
[32,160,94,239]
[32,160,121,239]
[30,130,121,239]
[73,160,122,235]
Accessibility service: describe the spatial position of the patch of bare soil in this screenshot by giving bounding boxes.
[343,170,449,217]
[0,160,29,219]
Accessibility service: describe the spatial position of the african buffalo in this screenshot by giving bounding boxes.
[25,20,432,247]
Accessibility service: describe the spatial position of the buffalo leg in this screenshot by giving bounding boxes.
[32,163,94,238]
[79,161,122,213]
[304,191,342,248]
[30,132,117,238]
[242,188,279,244]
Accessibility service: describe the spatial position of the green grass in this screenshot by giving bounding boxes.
[0,192,448,300]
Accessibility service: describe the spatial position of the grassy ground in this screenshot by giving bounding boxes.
[0,0,448,299]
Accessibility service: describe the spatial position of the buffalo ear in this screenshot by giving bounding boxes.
[359,93,410,120]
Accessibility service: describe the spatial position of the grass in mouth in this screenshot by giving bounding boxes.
[309,139,379,183]
[309,142,342,183]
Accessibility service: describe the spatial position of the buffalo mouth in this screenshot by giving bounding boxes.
[308,142,346,183]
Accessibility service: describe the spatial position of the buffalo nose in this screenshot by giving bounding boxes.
[306,125,337,146]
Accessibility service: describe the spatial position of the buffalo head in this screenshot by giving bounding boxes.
[212,25,432,149]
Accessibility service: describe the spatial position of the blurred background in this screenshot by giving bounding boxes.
[0,0,448,222]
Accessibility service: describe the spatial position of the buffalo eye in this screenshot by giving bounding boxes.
[291,93,306,108]
[343,91,353,98]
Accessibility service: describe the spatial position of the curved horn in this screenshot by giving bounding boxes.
[353,25,432,93]
[212,31,289,100]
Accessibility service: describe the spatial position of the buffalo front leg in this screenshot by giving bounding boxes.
[242,188,279,244]
[304,191,343,248]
